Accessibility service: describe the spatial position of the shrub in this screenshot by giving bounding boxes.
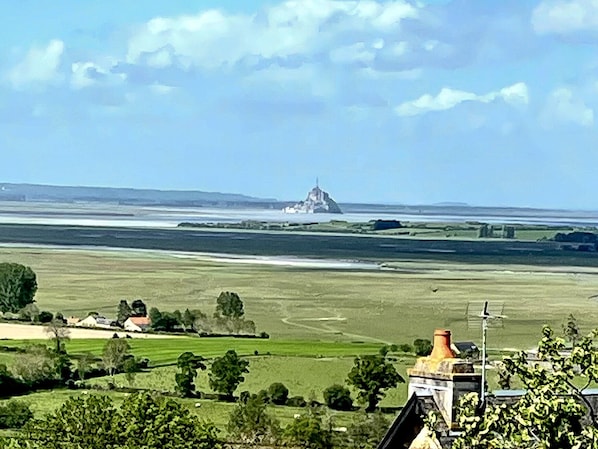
[256,389,270,404]
[38,311,54,323]
[413,339,433,356]
[239,391,251,403]
[284,410,333,449]
[0,400,33,428]
[389,344,399,353]
[378,346,390,357]
[227,394,281,446]
[398,343,413,353]
[268,382,289,405]
[287,396,307,407]
[347,411,391,449]
[137,358,150,369]
[260,331,270,339]
[323,384,353,411]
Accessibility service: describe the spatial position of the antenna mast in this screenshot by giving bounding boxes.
[478,301,506,404]
[480,301,489,402]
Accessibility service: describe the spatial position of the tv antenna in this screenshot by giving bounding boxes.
[479,301,506,403]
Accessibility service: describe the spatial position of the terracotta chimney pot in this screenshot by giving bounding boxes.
[430,329,455,360]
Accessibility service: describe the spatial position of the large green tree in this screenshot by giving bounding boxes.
[0,263,37,313]
[215,291,245,319]
[347,355,404,412]
[117,300,133,326]
[5,393,222,449]
[209,349,249,399]
[174,352,206,397]
[131,299,147,317]
[452,326,598,449]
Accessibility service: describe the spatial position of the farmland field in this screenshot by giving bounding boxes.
[1,247,597,348]
[1,244,596,427]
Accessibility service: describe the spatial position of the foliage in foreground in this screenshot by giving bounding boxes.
[1,393,222,449]
[451,326,598,449]
[227,394,281,446]
[0,401,33,429]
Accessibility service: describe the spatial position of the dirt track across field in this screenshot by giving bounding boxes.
[0,323,174,340]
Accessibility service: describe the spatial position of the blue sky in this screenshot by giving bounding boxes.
[1,0,598,208]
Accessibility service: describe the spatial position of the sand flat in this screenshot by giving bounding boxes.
[0,323,175,340]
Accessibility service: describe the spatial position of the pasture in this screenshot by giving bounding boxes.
[0,389,358,429]
[86,356,414,406]
[0,247,597,348]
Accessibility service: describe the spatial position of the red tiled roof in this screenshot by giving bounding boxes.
[128,316,151,326]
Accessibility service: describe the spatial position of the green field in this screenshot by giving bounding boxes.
[0,389,360,430]
[0,339,384,365]
[2,247,598,349]
[86,355,414,406]
[0,245,597,426]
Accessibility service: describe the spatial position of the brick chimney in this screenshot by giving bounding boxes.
[408,329,481,428]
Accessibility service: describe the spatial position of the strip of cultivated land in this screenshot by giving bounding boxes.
[1,246,597,349]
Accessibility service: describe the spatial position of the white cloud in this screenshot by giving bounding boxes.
[8,40,64,88]
[126,1,418,70]
[71,62,106,89]
[395,82,529,116]
[540,87,594,126]
[329,43,375,65]
[532,0,598,34]
[149,83,176,95]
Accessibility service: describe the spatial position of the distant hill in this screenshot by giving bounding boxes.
[0,183,276,207]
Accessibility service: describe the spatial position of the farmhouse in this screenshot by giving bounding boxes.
[76,315,114,329]
[66,316,80,326]
[124,316,151,332]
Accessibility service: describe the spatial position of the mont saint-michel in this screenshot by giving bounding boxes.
[283,183,342,214]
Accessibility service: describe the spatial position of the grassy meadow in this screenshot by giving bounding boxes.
[85,356,414,406]
[0,389,359,429]
[1,245,598,424]
[1,247,597,348]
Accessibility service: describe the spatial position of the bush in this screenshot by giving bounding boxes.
[323,384,353,411]
[398,343,413,353]
[38,311,54,323]
[413,339,433,356]
[256,389,270,404]
[0,400,33,428]
[284,410,333,449]
[348,411,391,449]
[137,358,150,369]
[268,382,289,405]
[239,391,251,403]
[389,344,399,353]
[378,346,390,357]
[287,395,307,407]
[259,331,270,339]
